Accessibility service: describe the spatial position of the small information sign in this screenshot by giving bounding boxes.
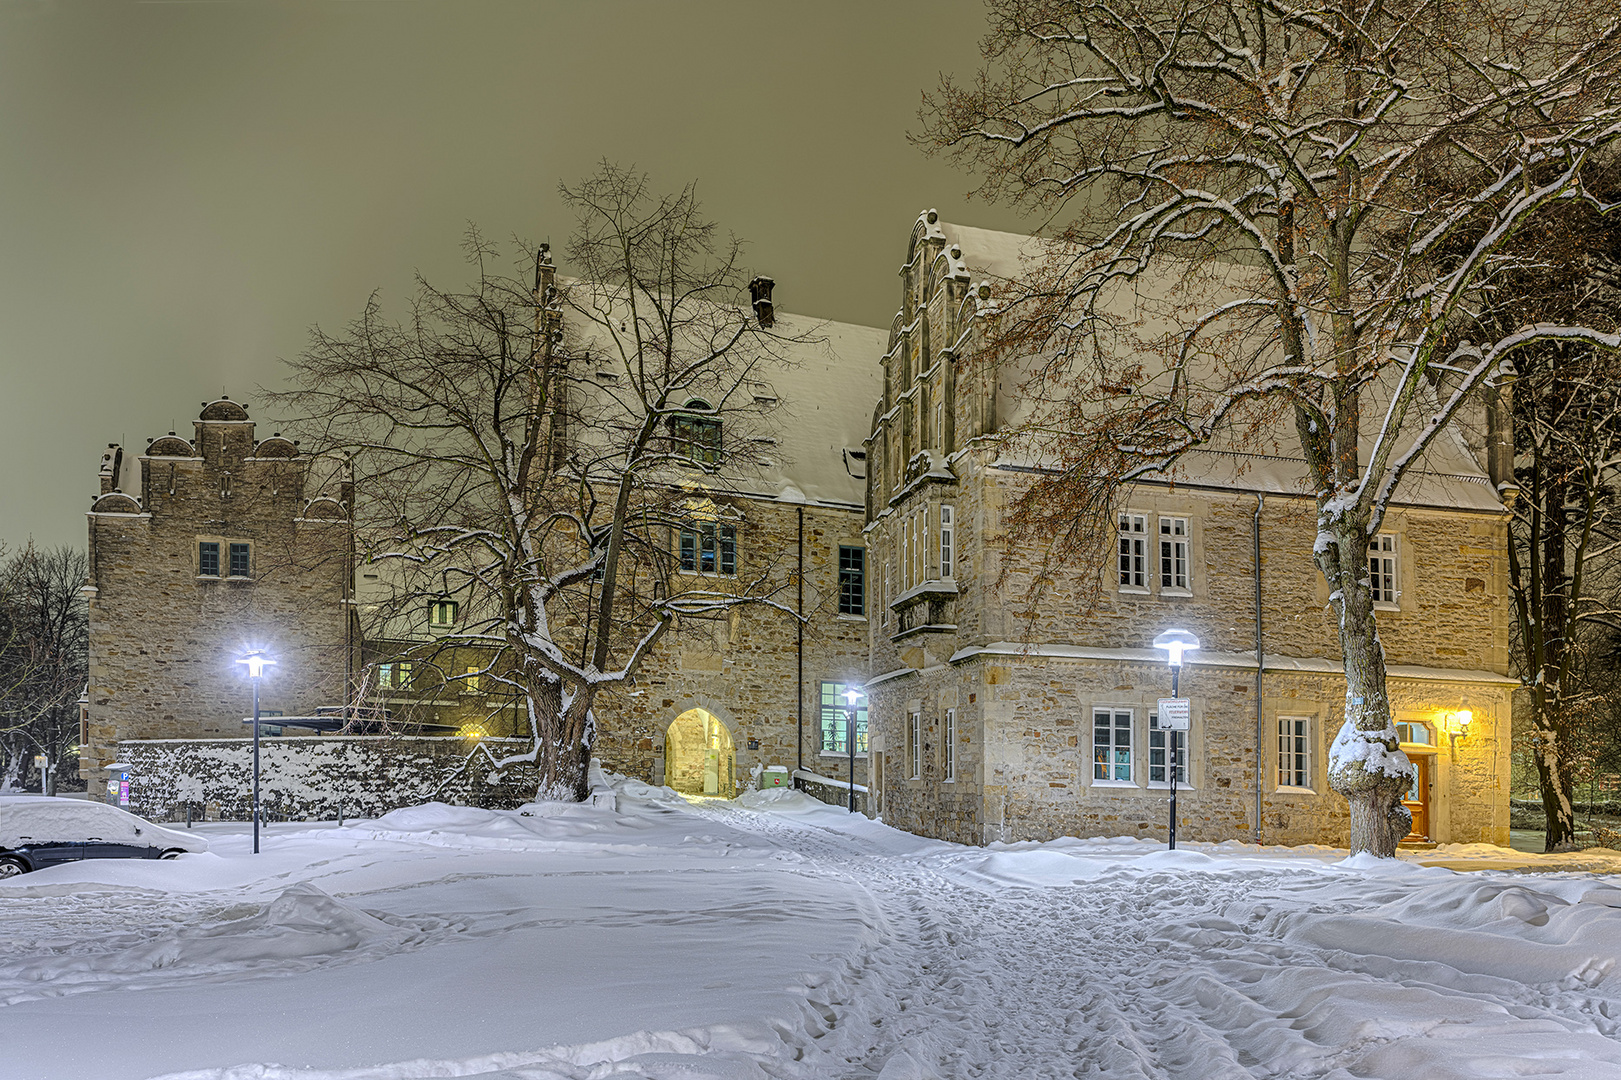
[1157,698,1191,731]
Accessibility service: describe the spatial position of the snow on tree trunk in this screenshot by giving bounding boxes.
[1532,716,1577,851]
[1321,521,1414,858]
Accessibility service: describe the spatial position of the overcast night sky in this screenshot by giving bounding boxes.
[0,0,1032,551]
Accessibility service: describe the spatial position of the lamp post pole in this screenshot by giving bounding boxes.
[844,688,863,814]
[239,652,275,854]
[251,672,261,855]
[1169,663,1179,851]
[1151,629,1200,853]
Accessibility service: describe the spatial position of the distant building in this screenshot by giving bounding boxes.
[80,398,353,785]
[860,212,1515,847]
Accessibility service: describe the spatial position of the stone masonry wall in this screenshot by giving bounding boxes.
[591,500,871,793]
[116,736,537,821]
[84,403,351,786]
[867,444,1513,848]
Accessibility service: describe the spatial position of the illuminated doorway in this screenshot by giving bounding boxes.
[665,708,735,797]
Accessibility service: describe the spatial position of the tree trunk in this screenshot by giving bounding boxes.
[1322,522,1415,857]
[1532,710,1577,850]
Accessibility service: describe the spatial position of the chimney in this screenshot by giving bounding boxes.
[749,276,775,328]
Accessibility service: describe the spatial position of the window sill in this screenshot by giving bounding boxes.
[819,752,868,760]
[1117,586,1150,596]
[1158,588,1192,599]
[1090,779,1138,789]
[1374,602,1401,612]
[196,575,254,582]
[835,614,869,622]
[1147,782,1194,791]
[1275,785,1317,795]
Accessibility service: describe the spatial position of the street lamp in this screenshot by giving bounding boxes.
[237,651,275,854]
[1151,629,1200,850]
[843,686,864,813]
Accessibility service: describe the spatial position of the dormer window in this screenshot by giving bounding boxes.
[671,400,722,465]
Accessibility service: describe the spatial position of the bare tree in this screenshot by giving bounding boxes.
[923,0,1621,854]
[1468,170,1621,849]
[0,545,89,794]
[278,164,806,800]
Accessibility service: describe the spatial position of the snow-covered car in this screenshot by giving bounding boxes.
[0,796,208,877]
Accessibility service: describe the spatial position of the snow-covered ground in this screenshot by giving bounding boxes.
[5,781,1621,1080]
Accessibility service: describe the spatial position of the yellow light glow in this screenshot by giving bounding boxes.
[1441,709,1473,735]
[459,723,488,739]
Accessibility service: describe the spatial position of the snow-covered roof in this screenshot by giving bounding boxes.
[933,218,1502,514]
[568,302,885,509]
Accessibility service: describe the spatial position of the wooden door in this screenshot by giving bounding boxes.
[1402,755,1431,841]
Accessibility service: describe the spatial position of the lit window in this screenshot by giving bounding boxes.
[671,400,722,465]
[228,542,251,578]
[1118,515,1147,589]
[838,546,865,616]
[377,663,393,689]
[198,541,220,577]
[939,505,955,579]
[1370,534,1399,605]
[679,522,736,575]
[464,666,481,693]
[1093,708,1133,782]
[943,707,956,781]
[819,682,868,754]
[1278,716,1311,789]
[1159,517,1188,591]
[1148,712,1187,785]
[430,600,459,626]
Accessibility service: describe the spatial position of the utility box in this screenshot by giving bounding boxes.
[760,767,790,788]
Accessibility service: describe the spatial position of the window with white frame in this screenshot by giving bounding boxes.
[819,682,868,754]
[430,600,459,626]
[1159,517,1189,592]
[1148,712,1187,785]
[1093,708,1133,782]
[1118,515,1147,589]
[939,505,954,579]
[1370,533,1399,605]
[1278,716,1311,789]
[908,711,922,779]
[942,707,956,781]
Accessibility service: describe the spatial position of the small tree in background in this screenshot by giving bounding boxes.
[923,0,1621,854]
[279,164,805,801]
[0,545,88,793]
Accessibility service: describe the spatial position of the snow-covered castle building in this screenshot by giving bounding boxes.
[84,214,1514,848]
[857,212,1515,848]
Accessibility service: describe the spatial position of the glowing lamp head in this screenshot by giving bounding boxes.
[844,687,864,707]
[1151,629,1201,667]
[238,652,276,679]
[1446,709,1473,735]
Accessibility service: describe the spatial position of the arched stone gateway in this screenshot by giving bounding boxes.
[663,708,736,798]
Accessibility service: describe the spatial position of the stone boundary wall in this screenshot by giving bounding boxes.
[115,736,538,821]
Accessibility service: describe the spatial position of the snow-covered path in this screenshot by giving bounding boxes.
[6,785,1621,1079]
[688,796,1621,1080]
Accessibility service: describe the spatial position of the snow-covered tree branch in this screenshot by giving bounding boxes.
[276,164,811,801]
[923,0,1621,854]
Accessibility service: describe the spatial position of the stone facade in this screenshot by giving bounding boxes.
[82,398,354,785]
[592,499,872,796]
[861,212,1515,848]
